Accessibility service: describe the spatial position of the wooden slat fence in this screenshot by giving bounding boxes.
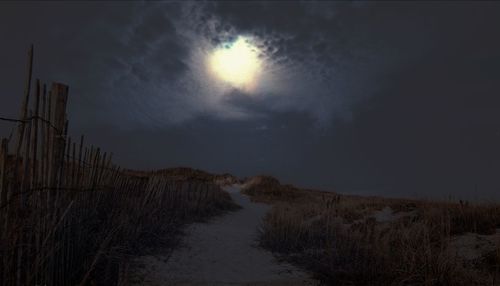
[0,46,235,286]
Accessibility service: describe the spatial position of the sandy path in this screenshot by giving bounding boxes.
[131,185,317,286]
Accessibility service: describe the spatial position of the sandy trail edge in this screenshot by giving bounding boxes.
[130,185,318,286]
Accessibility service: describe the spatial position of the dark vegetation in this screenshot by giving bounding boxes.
[243,176,500,285]
[131,167,240,185]
[0,48,238,286]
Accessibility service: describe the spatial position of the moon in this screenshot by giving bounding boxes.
[208,36,262,91]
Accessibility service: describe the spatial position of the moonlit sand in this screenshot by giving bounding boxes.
[131,186,317,285]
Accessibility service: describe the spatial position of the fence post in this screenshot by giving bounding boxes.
[14,45,33,161]
[0,138,8,206]
[48,83,68,209]
[20,111,33,208]
[32,79,41,189]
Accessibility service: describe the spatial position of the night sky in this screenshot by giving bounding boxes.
[1,1,500,200]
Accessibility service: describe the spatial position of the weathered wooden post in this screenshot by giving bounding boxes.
[0,138,8,207]
[14,45,33,210]
[47,83,68,209]
[32,80,41,190]
[0,138,8,234]
[15,45,33,160]
[21,111,33,208]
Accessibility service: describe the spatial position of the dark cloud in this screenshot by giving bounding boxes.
[1,2,500,200]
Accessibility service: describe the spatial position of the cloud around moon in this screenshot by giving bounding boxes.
[146,2,392,128]
[0,2,401,129]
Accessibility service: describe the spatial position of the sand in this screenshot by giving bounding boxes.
[131,185,317,286]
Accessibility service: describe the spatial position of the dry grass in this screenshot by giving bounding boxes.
[129,167,240,185]
[0,153,239,286]
[244,176,500,285]
[241,176,316,203]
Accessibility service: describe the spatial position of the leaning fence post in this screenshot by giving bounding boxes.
[15,45,33,161]
[12,45,34,212]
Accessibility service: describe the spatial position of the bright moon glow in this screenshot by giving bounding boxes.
[208,36,262,90]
